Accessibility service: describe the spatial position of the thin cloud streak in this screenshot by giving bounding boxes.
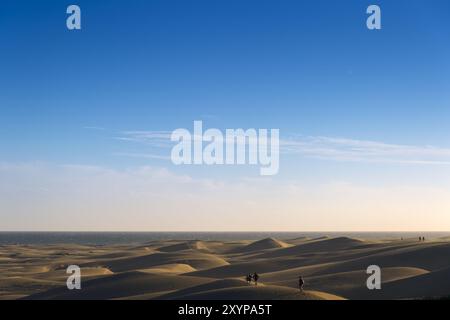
[117,131,450,165]
[113,152,172,161]
[281,136,450,165]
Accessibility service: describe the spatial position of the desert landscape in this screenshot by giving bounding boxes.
[1,235,450,300]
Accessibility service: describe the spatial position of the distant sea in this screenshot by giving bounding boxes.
[1,232,450,245]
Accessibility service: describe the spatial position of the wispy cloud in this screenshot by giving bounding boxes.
[84,126,106,131]
[113,152,171,161]
[115,131,172,148]
[281,136,450,165]
[116,130,450,165]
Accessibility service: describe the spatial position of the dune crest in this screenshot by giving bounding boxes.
[158,241,211,253]
[229,238,291,254]
[170,285,345,300]
[139,263,197,274]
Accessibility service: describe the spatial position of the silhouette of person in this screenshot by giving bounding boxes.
[298,276,305,291]
[253,272,259,286]
[246,274,252,284]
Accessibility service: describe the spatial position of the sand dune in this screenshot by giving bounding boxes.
[158,278,344,300]
[139,263,197,274]
[2,236,450,300]
[0,276,61,299]
[90,249,152,260]
[301,242,450,276]
[186,257,307,279]
[265,267,429,297]
[157,241,210,253]
[157,278,250,299]
[229,238,291,254]
[82,251,229,273]
[25,271,212,300]
[284,237,310,245]
[171,285,345,300]
[256,237,366,259]
[344,266,450,300]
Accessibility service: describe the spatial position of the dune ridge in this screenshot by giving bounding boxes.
[229,238,291,254]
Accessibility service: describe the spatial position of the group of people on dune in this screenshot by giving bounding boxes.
[245,273,305,292]
[400,236,426,241]
[246,272,260,285]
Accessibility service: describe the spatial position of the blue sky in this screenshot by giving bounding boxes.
[1,1,450,230]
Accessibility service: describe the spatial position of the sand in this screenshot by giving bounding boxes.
[1,236,450,300]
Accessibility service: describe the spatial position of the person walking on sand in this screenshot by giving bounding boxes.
[246,274,252,284]
[253,272,259,286]
[298,276,305,292]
